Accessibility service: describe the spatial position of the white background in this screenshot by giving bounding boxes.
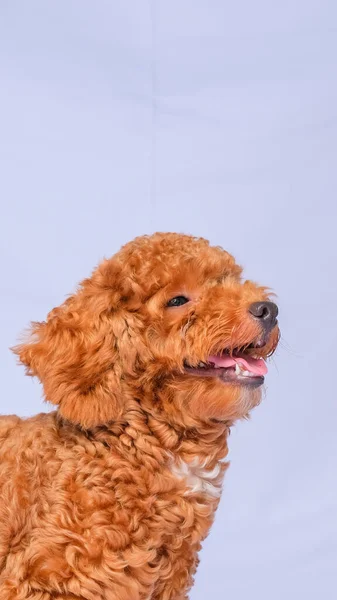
[0,1,336,598]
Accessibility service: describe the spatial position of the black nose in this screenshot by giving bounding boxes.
[249,301,278,331]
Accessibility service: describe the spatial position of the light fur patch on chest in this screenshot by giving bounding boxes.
[170,456,223,499]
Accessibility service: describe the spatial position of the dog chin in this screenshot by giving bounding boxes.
[206,388,263,422]
[172,375,263,423]
[209,383,263,422]
[235,385,263,417]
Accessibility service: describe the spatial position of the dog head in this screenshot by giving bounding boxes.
[13,233,279,429]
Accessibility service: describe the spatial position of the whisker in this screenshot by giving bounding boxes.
[269,355,280,374]
[278,337,300,357]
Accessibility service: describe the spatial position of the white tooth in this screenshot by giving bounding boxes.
[242,369,256,377]
[235,363,241,375]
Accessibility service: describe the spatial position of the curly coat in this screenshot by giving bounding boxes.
[0,233,279,600]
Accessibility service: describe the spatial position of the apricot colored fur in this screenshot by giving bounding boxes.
[0,233,279,599]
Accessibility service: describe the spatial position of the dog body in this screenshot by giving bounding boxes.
[0,233,279,599]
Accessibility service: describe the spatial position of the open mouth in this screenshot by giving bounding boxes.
[184,350,268,387]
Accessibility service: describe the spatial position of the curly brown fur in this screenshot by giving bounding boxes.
[0,233,279,599]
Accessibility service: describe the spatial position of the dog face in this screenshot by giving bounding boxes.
[13,233,279,428]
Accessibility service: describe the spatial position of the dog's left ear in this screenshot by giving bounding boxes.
[12,261,130,429]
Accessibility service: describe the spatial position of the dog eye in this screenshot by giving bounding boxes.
[166,296,190,307]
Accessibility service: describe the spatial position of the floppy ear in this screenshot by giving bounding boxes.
[12,263,128,429]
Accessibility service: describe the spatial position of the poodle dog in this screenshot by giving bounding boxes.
[0,232,279,600]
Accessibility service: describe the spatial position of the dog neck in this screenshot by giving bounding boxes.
[57,400,230,472]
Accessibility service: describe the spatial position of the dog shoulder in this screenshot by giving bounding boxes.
[0,414,22,446]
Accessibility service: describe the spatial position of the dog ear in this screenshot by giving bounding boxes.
[12,262,129,429]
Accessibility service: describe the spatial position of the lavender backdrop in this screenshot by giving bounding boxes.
[1,1,336,598]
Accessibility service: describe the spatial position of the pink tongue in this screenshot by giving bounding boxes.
[208,354,267,376]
